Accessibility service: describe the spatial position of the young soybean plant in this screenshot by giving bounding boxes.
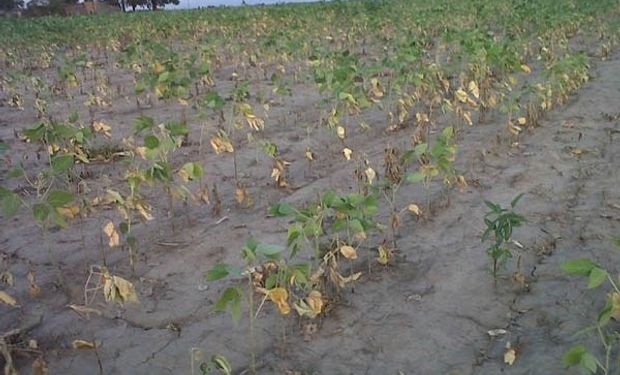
[481,193,525,281]
[561,239,620,375]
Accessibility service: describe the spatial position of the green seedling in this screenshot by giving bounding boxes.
[481,193,525,281]
[561,239,620,374]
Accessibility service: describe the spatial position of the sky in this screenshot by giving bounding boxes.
[165,0,321,10]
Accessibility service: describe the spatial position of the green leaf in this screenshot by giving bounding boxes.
[214,287,242,324]
[165,121,189,137]
[0,141,9,154]
[414,143,428,158]
[47,190,74,208]
[406,172,425,183]
[210,354,232,375]
[587,267,607,289]
[134,116,155,134]
[51,154,74,173]
[256,243,284,258]
[144,135,160,149]
[561,258,598,276]
[7,167,24,179]
[598,297,613,325]
[206,264,231,281]
[349,219,364,233]
[511,193,525,208]
[581,352,598,373]
[321,191,340,208]
[270,202,294,217]
[562,345,586,367]
[158,71,170,83]
[0,187,21,218]
[32,203,50,224]
[68,111,79,123]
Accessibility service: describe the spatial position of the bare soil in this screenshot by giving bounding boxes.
[1,49,619,375]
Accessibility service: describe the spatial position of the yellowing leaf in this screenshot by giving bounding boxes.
[27,271,41,297]
[365,167,376,185]
[210,136,234,154]
[455,88,469,103]
[260,287,290,315]
[136,202,154,221]
[340,245,358,260]
[305,147,315,161]
[343,148,353,160]
[504,347,517,365]
[468,81,480,99]
[521,64,532,74]
[0,290,17,306]
[341,272,361,284]
[407,204,422,216]
[57,204,80,219]
[103,273,139,305]
[103,221,120,247]
[92,121,112,139]
[460,110,472,126]
[67,304,102,317]
[32,356,48,375]
[134,146,147,159]
[336,126,346,140]
[307,291,323,316]
[377,245,392,265]
[72,340,97,350]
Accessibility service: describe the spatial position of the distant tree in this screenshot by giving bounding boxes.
[149,0,178,10]
[0,0,24,11]
[126,0,147,11]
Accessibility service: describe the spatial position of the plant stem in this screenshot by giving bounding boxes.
[247,274,256,374]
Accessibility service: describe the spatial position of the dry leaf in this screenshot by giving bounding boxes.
[260,287,290,315]
[27,271,41,297]
[72,340,97,349]
[487,329,507,337]
[103,221,120,247]
[468,81,480,99]
[336,126,346,140]
[0,290,17,306]
[342,147,353,160]
[504,347,517,365]
[103,274,139,305]
[32,356,48,375]
[235,184,253,207]
[271,159,290,188]
[210,136,234,154]
[341,272,361,284]
[407,204,422,216]
[92,121,112,139]
[517,117,527,125]
[307,291,323,316]
[29,340,38,349]
[462,111,473,126]
[377,245,392,265]
[68,304,102,316]
[455,88,469,103]
[340,245,358,260]
[521,64,532,74]
[305,147,315,161]
[57,204,80,219]
[365,167,376,185]
[0,271,14,287]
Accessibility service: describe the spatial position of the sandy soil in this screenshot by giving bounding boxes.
[1,46,619,375]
